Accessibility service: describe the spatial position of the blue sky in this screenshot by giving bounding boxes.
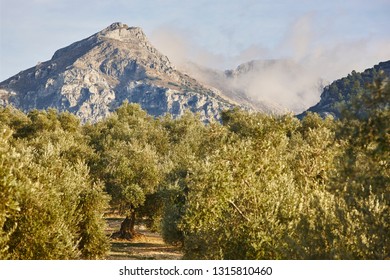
[1,0,390,81]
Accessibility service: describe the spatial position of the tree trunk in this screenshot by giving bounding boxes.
[118,211,136,240]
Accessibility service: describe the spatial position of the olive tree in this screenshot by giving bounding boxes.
[86,103,169,239]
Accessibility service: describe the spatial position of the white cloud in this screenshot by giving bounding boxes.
[149,14,390,113]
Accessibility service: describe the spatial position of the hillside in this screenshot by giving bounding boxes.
[299,60,390,118]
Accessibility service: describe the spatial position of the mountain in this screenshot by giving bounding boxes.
[299,60,390,119]
[0,23,238,123]
[180,59,325,114]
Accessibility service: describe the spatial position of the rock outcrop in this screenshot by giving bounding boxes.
[0,22,237,123]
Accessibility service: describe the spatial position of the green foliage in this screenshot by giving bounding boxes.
[1,79,388,260]
[175,94,388,259]
[158,112,208,244]
[0,108,109,259]
[85,102,170,233]
[180,111,341,259]
[331,78,390,258]
[0,127,21,259]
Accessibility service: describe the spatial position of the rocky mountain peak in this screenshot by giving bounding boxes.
[0,23,236,123]
[104,22,130,31]
[98,22,146,43]
[51,23,170,72]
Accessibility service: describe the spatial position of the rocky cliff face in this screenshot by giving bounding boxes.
[0,23,236,123]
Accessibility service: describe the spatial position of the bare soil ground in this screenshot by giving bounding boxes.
[105,217,183,260]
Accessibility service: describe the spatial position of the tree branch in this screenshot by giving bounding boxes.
[227,199,251,222]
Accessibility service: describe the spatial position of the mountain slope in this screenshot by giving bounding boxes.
[0,23,236,123]
[299,60,390,119]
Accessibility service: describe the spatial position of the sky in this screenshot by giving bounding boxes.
[1,0,390,84]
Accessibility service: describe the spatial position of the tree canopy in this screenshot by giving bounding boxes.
[0,79,388,259]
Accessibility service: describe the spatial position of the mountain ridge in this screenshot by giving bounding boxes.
[0,23,239,123]
[1,23,388,123]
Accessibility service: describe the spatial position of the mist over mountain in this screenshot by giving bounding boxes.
[0,23,240,123]
[181,59,325,114]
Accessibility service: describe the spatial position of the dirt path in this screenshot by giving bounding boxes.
[105,217,183,260]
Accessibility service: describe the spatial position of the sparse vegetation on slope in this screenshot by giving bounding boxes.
[301,60,390,118]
